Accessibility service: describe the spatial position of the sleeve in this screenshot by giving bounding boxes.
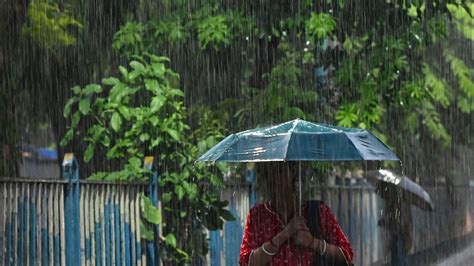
[239,207,258,266]
[320,203,354,264]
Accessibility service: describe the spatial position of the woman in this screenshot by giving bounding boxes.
[239,162,353,265]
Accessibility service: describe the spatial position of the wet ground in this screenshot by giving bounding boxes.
[434,239,474,266]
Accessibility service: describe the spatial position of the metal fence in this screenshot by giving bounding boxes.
[0,154,157,266]
[1,154,473,265]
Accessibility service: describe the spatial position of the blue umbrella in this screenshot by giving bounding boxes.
[197,119,399,213]
[197,119,399,162]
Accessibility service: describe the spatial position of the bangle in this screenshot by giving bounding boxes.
[320,239,327,256]
[262,243,277,256]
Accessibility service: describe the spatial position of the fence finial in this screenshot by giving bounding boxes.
[62,153,81,266]
[62,153,79,181]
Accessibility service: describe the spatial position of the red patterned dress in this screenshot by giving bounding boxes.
[239,202,353,266]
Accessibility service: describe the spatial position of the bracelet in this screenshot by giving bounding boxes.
[320,239,327,256]
[262,243,277,256]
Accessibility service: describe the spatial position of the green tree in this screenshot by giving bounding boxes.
[61,54,234,263]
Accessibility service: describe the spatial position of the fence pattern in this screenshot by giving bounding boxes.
[0,154,154,266]
[79,183,147,266]
[0,180,67,265]
[2,154,472,266]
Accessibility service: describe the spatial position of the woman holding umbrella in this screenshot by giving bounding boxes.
[239,162,353,265]
[197,119,399,265]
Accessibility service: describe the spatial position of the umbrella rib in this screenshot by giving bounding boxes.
[283,120,299,160]
[343,132,365,160]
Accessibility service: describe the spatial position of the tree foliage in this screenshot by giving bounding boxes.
[61,54,234,262]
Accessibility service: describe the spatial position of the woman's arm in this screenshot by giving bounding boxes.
[320,204,353,264]
[240,211,308,265]
[247,229,290,266]
[293,230,349,264]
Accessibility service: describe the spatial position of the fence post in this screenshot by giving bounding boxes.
[63,153,81,266]
[144,156,160,265]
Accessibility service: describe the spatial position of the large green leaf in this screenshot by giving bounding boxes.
[140,221,154,240]
[84,144,94,163]
[142,195,162,225]
[79,98,91,115]
[165,233,177,247]
[110,112,122,132]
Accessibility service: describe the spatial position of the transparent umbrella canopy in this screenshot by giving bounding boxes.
[197,119,400,213]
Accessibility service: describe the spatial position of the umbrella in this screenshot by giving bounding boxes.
[197,119,400,212]
[366,169,434,211]
[198,119,399,162]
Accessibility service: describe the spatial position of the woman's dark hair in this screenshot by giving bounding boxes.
[255,162,300,200]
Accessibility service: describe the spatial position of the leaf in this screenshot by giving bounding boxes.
[119,66,129,79]
[169,89,184,97]
[139,133,150,142]
[164,128,180,141]
[110,112,122,132]
[102,77,120,86]
[165,233,177,247]
[87,172,108,180]
[71,111,81,127]
[142,195,162,224]
[162,192,172,203]
[150,95,166,112]
[72,86,81,94]
[182,181,197,200]
[79,98,91,115]
[140,222,154,240]
[151,63,165,76]
[60,129,74,147]
[145,79,160,92]
[84,144,94,162]
[130,60,146,73]
[306,13,336,40]
[175,185,185,200]
[423,64,451,108]
[64,97,76,118]
[336,104,358,127]
[83,84,102,95]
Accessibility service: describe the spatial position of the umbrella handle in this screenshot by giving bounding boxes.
[299,161,302,216]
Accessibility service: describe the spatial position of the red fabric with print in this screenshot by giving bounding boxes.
[239,202,353,266]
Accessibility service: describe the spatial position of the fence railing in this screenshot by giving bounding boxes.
[0,154,156,266]
[2,154,473,266]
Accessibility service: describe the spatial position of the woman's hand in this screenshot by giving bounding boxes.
[284,215,309,236]
[284,216,317,249]
[293,229,315,248]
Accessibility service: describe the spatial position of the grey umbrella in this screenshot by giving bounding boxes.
[366,169,434,211]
